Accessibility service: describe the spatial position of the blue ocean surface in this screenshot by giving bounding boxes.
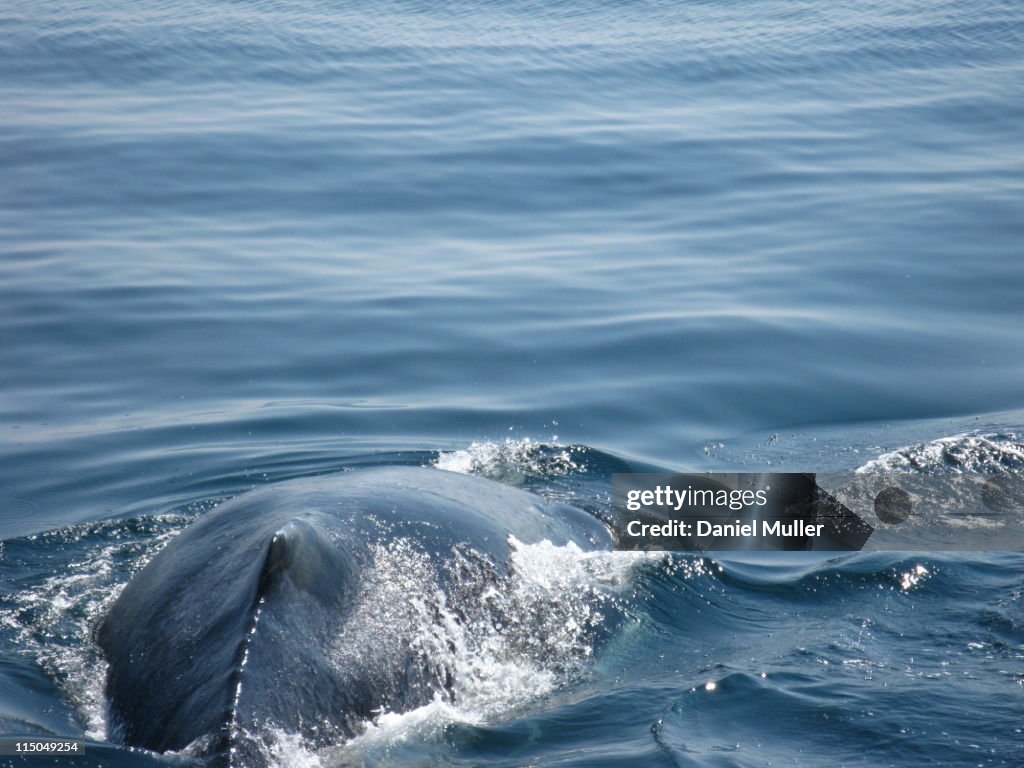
[1,0,1023,765]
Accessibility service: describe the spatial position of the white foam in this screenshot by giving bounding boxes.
[857,433,1024,474]
[433,438,582,481]
[336,696,459,757]
[264,730,325,768]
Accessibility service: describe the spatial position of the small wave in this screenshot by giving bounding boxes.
[433,438,584,482]
[856,433,1024,475]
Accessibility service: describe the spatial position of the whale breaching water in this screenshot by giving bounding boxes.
[96,467,614,765]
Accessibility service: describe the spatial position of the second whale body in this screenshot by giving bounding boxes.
[97,466,613,764]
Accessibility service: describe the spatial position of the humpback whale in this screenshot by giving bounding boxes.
[97,467,612,764]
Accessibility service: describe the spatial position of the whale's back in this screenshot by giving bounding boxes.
[98,467,611,760]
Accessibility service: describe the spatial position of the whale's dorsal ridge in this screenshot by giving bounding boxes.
[259,517,356,599]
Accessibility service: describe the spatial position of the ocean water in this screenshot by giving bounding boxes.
[1,0,1023,765]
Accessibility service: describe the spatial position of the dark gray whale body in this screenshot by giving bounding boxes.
[97,467,612,763]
